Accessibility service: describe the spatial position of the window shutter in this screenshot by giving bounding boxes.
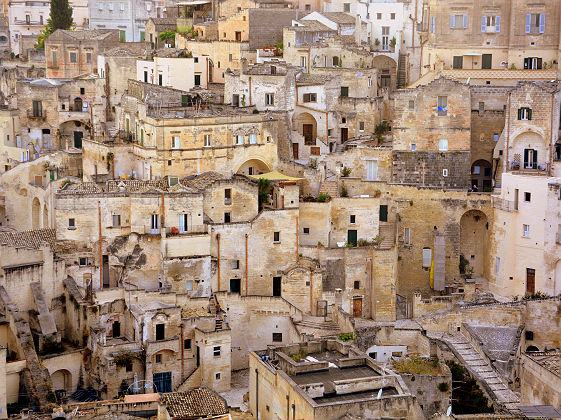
[539,13,545,33]
[481,15,487,32]
[495,16,501,32]
[528,108,532,120]
[533,150,538,168]
[518,108,522,119]
[431,16,436,33]
[463,14,468,28]
[450,15,455,28]
[179,215,184,232]
[537,58,542,69]
[525,14,531,33]
[524,58,529,69]
[524,149,529,165]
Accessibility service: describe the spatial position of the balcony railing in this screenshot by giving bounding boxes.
[493,197,518,212]
[510,162,549,175]
[27,110,45,120]
[165,225,207,235]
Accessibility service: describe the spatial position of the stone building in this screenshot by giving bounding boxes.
[45,29,121,79]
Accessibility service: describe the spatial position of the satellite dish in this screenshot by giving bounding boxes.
[446,406,452,416]
[377,389,383,399]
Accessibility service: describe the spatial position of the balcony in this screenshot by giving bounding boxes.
[13,19,45,26]
[493,197,518,212]
[27,110,46,120]
[509,162,549,175]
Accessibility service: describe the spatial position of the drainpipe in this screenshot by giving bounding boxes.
[255,368,259,417]
[309,271,313,314]
[98,201,103,290]
[217,233,221,291]
[506,92,511,174]
[248,77,252,106]
[296,216,299,264]
[550,93,554,176]
[180,323,184,379]
[245,233,249,296]
[370,252,375,320]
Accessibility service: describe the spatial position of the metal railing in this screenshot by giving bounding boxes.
[493,197,518,212]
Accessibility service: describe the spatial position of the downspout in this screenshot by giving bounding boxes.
[180,323,184,379]
[248,76,252,106]
[255,368,259,417]
[550,93,554,176]
[245,233,249,296]
[309,271,313,314]
[369,253,374,319]
[98,201,103,290]
[217,233,221,291]
[296,216,299,264]
[506,92,511,174]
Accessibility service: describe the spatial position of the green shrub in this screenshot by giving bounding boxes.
[291,349,307,362]
[438,382,450,392]
[317,193,331,202]
[340,185,348,197]
[341,166,352,177]
[338,333,355,342]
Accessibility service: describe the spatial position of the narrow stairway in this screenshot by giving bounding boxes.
[294,315,340,338]
[319,181,338,197]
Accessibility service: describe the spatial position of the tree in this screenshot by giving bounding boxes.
[158,30,177,43]
[35,0,73,49]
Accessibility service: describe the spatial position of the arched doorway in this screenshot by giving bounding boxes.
[511,131,546,170]
[73,97,83,112]
[236,159,270,176]
[32,197,41,229]
[373,55,397,89]
[471,159,492,190]
[526,345,540,353]
[459,210,488,278]
[292,112,317,145]
[51,369,72,392]
[43,205,48,228]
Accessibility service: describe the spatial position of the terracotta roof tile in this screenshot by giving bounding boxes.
[160,387,228,418]
[0,229,56,250]
[181,171,226,191]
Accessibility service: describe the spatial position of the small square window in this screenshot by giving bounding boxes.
[524,192,531,202]
[443,169,448,177]
[439,139,448,151]
[112,214,121,227]
[224,212,231,223]
[437,96,448,116]
[168,160,172,166]
[303,227,310,234]
[359,121,365,131]
[411,144,416,151]
[216,372,221,380]
[186,281,193,291]
[184,338,191,349]
[377,13,381,19]
[80,87,85,95]
[79,257,88,266]
[213,346,221,357]
[523,224,530,237]
[155,354,162,363]
[273,231,280,243]
[390,13,395,19]
[194,57,198,63]
[408,100,414,110]
[354,281,360,289]
[69,52,77,63]
[494,133,499,141]
[232,260,240,269]
[350,215,356,224]
[68,218,76,229]
[525,331,534,341]
[272,333,283,342]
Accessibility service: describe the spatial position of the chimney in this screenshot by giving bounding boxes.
[354,14,361,45]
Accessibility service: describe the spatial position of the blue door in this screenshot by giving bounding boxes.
[153,371,172,393]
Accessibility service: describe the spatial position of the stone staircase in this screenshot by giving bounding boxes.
[176,367,201,392]
[378,222,395,249]
[442,332,520,413]
[294,315,340,337]
[397,54,407,87]
[319,181,338,197]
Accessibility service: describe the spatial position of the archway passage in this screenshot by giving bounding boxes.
[236,159,271,177]
[51,369,72,392]
[32,197,41,229]
[292,112,317,145]
[460,210,488,278]
[526,345,540,353]
[471,159,492,190]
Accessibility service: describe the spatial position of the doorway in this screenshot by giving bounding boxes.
[353,297,362,317]
[379,205,388,222]
[292,143,299,159]
[102,255,110,288]
[112,321,120,337]
[273,276,281,297]
[153,372,172,393]
[73,131,83,149]
[303,124,314,144]
[347,229,357,247]
[235,31,241,42]
[341,127,348,143]
[232,94,239,107]
[482,54,492,69]
[230,278,241,294]
[526,268,536,295]
[524,148,538,169]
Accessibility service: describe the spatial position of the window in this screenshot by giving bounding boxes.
[112,214,121,227]
[171,136,180,149]
[186,280,193,291]
[443,169,448,177]
[143,70,148,83]
[473,166,481,175]
[229,53,232,62]
[273,231,280,243]
[377,13,382,20]
[249,134,257,144]
[272,332,283,342]
[303,93,317,103]
[155,354,162,363]
[179,214,188,233]
[120,2,124,10]
[390,13,395,20]
[270,65,276,75]
[518,107,532,120]
[108,2,113,10]
[411,144,416,151]
[194,57,198,63]
[408,100,414,110]
[430,16,436,33]
[98,2,103,9]
[381,26,389,50]
[524,192,531,202]
[525,13,545,34]
[422,248,432,267]
[341,86,349,97]
[354,281,360,289]
[32,100,42,117]
[350,215,356,224]
[168,176,179,187]
[86,52,92,64]
[523,224,530,237]
[70,52,77,63]
[119,30,126,42]
[224,212,231,223]
[184,339,191,349]
[232,259,240,269]
[213,346,221,357]
[300,56,306,68]
[158,73,163,85]
[343,2,350,12]
[150,214,159,232]
[525,330,534,341]
[453,56,463,69]
[437,96,448,116]
[305,4,310,11]
[404,227,411,245]
[524,57,542,70]
[481,15,501,33]
[155,323,165,340]
[303,227,310,235]
[79,257,88,266]
[146,2,151,10]
[204,134,212,147]
[366,160,378,180]
[224,188,232,204]
[495,257,500,274]
[52,50,57,66]
[265,93,274,106]
[194,74,201,86]
[216,373,221,380]
[235,134,244,145]
[359,121,365,131]
[439,139,448,151]
[494,133,499,141]
[68,218,76,229]
[450,14,468,29]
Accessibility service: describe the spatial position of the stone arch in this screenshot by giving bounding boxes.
[32,197,41,229]
[471,159,492,190]
[73,97,83,111]
[459,210,488,278]
[51,369,72,392]
[373,55,397,88]
[59,120,89,149]
[510,131,547,170]
[292,111,318,145]
[43,204,48,228]
[236,158,271,176]
[152,348,176,364]
[526,345,540,353]
[0,204,5,226]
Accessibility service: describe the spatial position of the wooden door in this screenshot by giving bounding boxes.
[482,54,492,69]
[347,229,357,247]
[292,143,299,159]
[379,205,388,222]
[73,131,83,149]
[273,276,281,297]
[341,127,348,143]
[303,124,314,144]
[526,269,536,295]
[353,297,362,317]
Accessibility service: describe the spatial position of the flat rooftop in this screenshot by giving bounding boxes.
[292,365,380,386]
[526,351,561,378]
[314,386,398,404]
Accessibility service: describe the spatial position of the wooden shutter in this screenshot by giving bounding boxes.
[524,58,529,69]
[431,16,436,33]
[525,14,531,33]
[495,15,501,32]
[450,15,455,28]
[528,108,532,120]
[463,14,468,28]
[533,150,538,168]
[537,58,542,69]
[539,13,545,33]
[481,16,486,32]
[518,108,522,120]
